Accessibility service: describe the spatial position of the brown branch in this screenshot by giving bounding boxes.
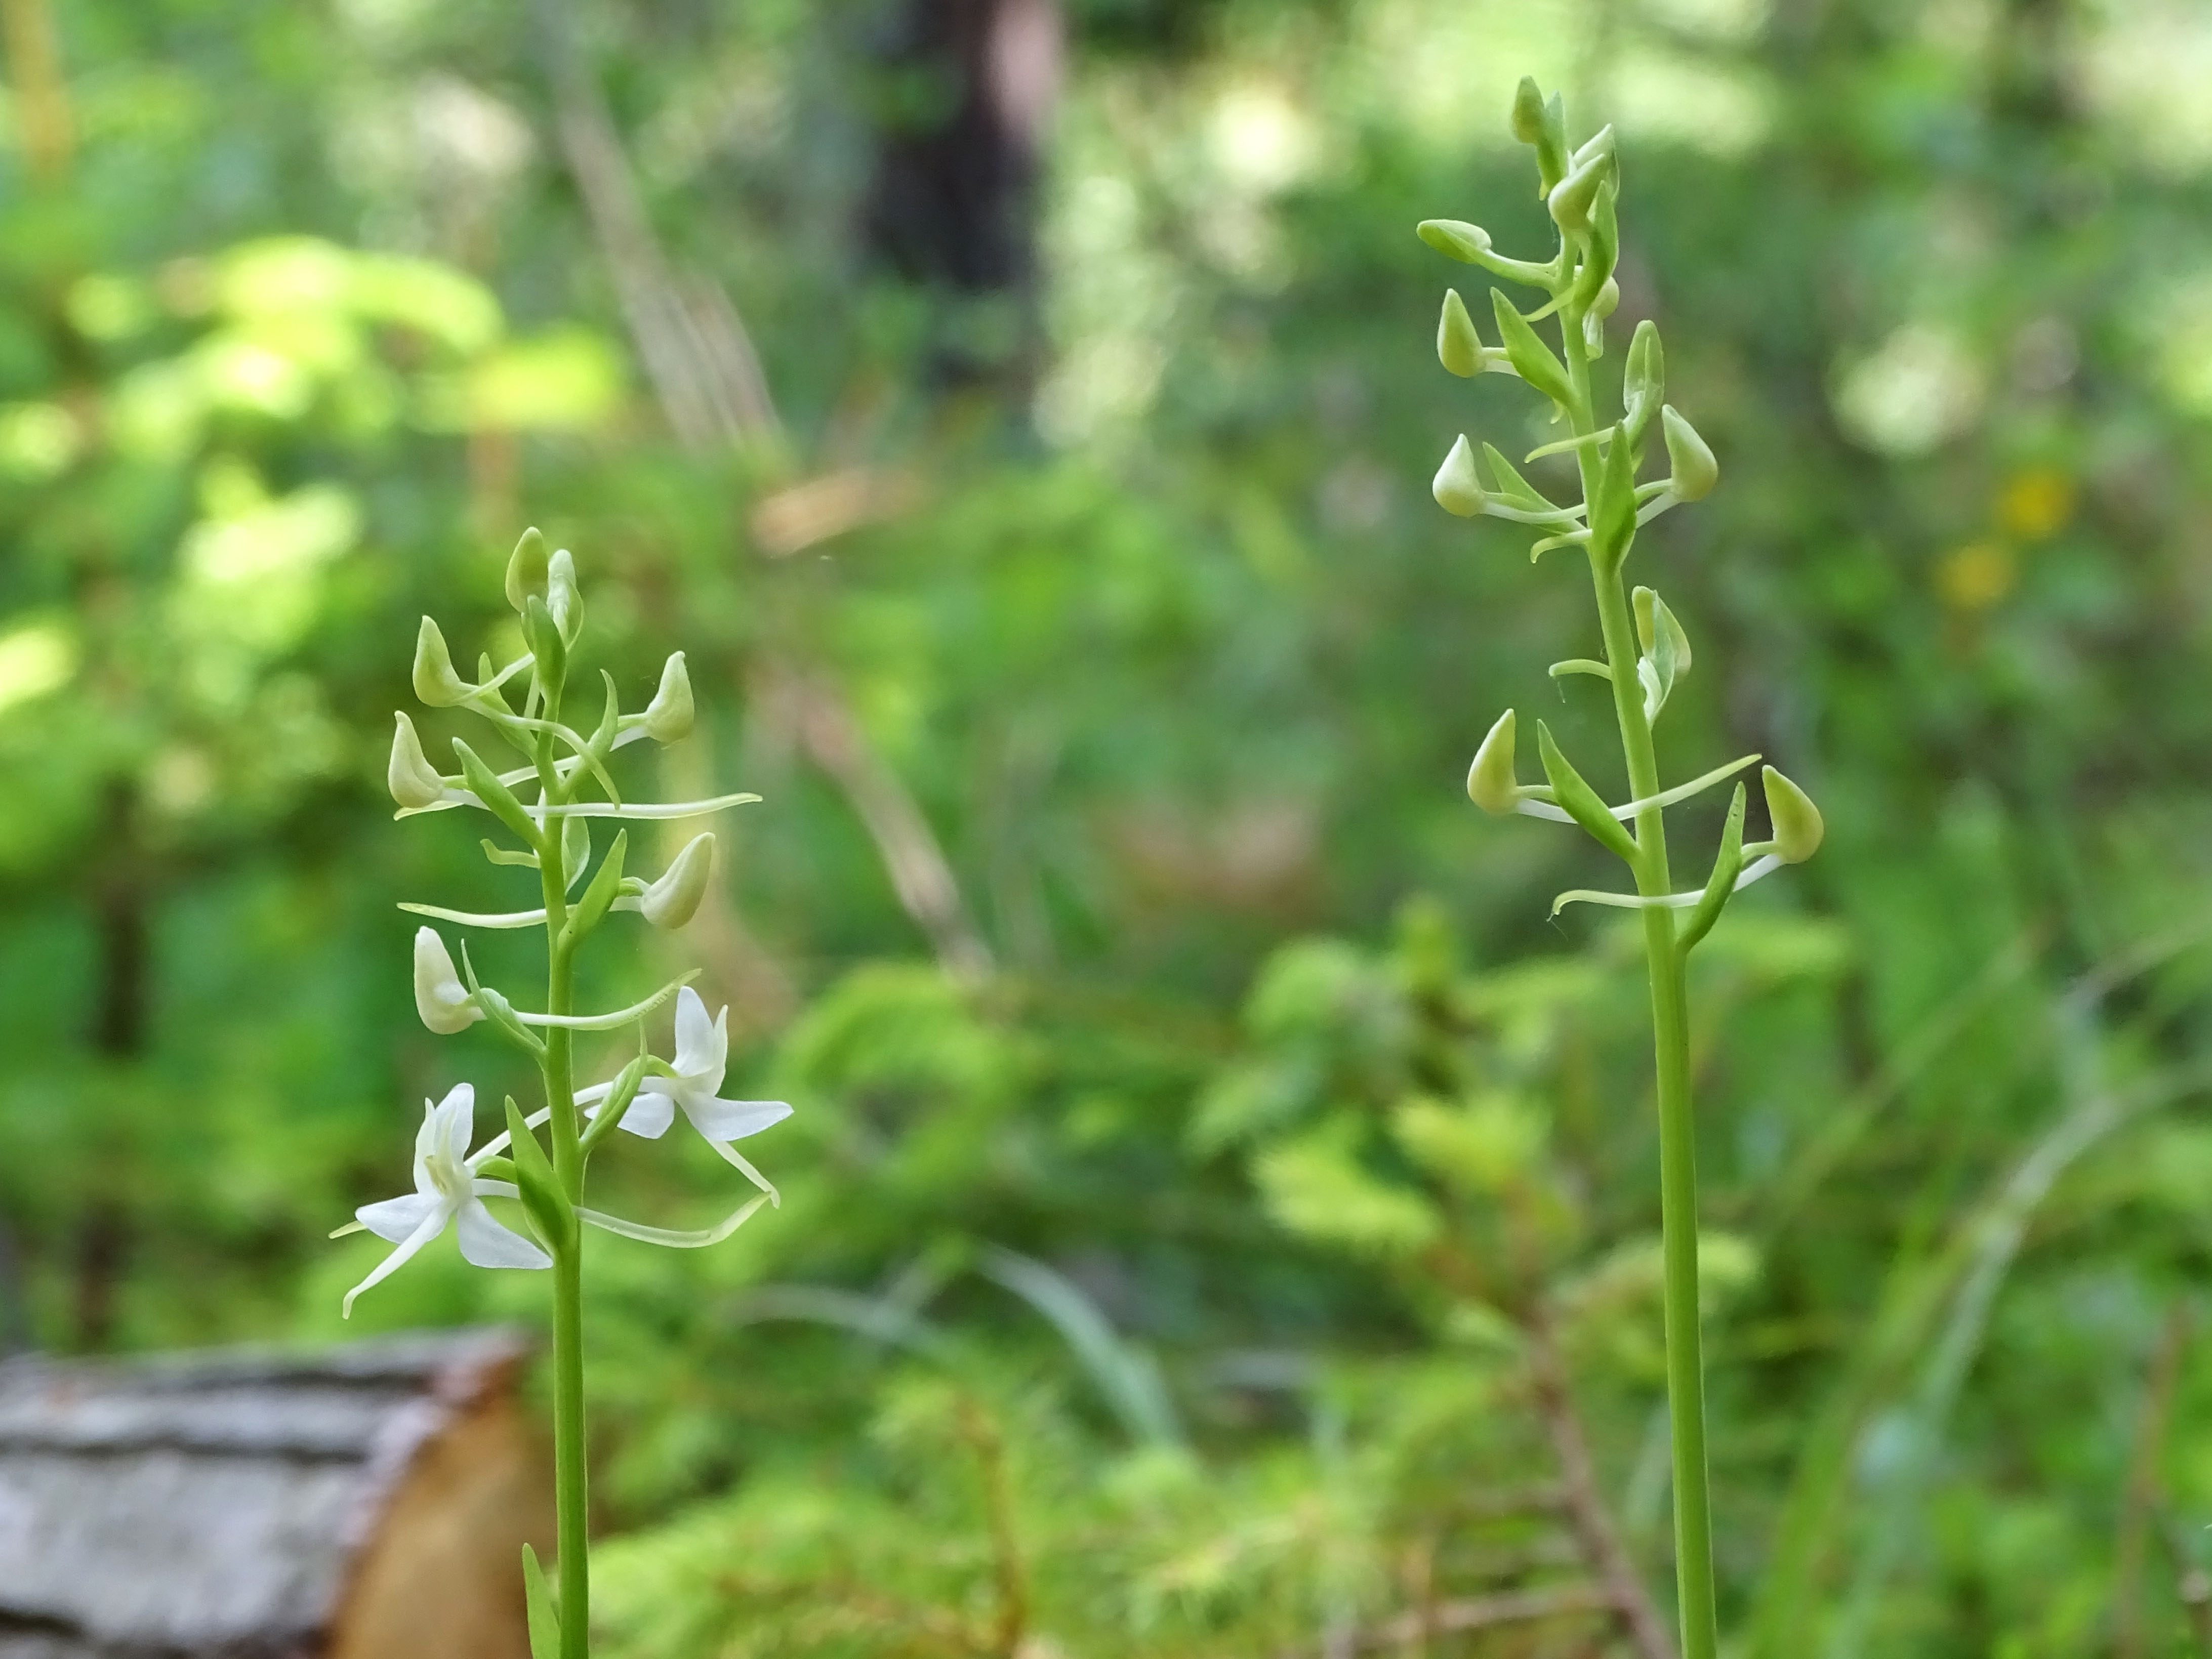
[540,6,995,986]
[1527,1311,1678,1659]
[0,0,72,184]
[767,665,994,980]
[957,1398,1028,1659]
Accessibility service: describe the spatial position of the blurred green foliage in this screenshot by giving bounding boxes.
[9,0,2212,1651]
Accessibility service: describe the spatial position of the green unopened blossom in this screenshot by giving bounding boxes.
[1432,435,1486,517]
[1662,404,1719,501]
[413,924,481,1033]
[412,616,471,707]
[388,712,448,810]
[635,831,715,928]
[548,547,584,646]
[642,651,693,743]
[1762,766,1824,862]
[1417,220,1491,264]
[1466,709,1520,814]
[505,525,548,612]
[1438,289,1486,378]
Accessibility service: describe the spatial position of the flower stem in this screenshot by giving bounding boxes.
[1560,285,1718,1659]
[538,712,591,1658]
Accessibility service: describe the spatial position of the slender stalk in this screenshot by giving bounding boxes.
[538,708,591,1657]
[1557,280,1718,1658]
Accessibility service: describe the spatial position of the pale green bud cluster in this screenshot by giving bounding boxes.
[1422,79,1823,939]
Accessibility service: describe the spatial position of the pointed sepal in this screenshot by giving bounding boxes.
[1438,289,1487,377]
[1662,405,1718,501]
[1762,766,1824,862]
[1433,434,1487,517]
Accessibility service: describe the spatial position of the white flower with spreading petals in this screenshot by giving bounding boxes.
[582,987,789,1185]
[341,1084,548,1316]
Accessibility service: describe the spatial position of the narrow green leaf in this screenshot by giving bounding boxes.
[1481,442,1561,514]
[1535,722,1639,863]
[1490,289,1576,408]
[505,1096,575,1254]
[564,828,629,945]
[1589,421,1638,569]
[1678,784,1747,955]
[452,740,542,849]
[522,1544,560,1659]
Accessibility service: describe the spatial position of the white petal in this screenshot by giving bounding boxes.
[342,1204,454,1318]
[589,1088,675,1138]
[355,1191,442,1244]
[671,987,723,1078]
[433,1084,475,1167]
[683,1095,792,1143]
[455,1198,553,1270]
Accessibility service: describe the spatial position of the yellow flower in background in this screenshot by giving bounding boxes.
[1938,541,2017,611]
[1996,467,2074,541]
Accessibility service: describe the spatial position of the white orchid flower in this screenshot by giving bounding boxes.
[580,986,790,1192]
[339,1084,549,1316]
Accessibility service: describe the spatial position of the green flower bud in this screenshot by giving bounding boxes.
[1417,220,1491,264]
[1762,767,1824,863]
[413,926,482,1034]
[412,617,471,708]
[1570,123,1617,171]
[1661,405,1718,501]
[387,712,448,810]
[639,832,715,928]
[1624,321,1664,444]
[644,651,694,743]
[1438,289,1486,378]
[505,526,548,613]
[1547,147,1611,233]
[1510,77,1546,144]
[547,547,584,646]
[1536,92,1568,196]
[1432,434,1487,518]
[1466,710,1520,815]
[1633,587,1693,677]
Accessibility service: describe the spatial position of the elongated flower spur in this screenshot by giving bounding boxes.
[337,528,790,1659]
[1421,81,1825,1659]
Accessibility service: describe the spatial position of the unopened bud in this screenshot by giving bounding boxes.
[412,617,470,707]
[1661,405,1718,501]
[1762,767,1824,863]
[639,832,715,929]
[1467,709,1520,815]
[504,526,548,613]
[1432,435,1487,518]
[1570,123,1617,171]
[644,652,693,743]
[413,926,482,1034]
[1624,321,1664,441]
[1510,77,1546,145]
[387,713,447,810]
[547,548,583,646]
[1438,289,1486,378]
[1417,220,1491,265]
[1547,148,1611,233]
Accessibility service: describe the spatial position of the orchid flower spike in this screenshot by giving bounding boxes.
[581,986,790,1151]
[413,926,482,1033]
[341,1084,549,1316]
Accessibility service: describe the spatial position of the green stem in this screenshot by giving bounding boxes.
[537,698,590,1659]
[1559,273,1718,1659]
